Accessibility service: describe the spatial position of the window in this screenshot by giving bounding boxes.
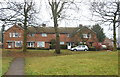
[28,42,34,47]
[9,33,12,37]
[83,34,88,38]
[67,34,70,37]
[60,42,64,45]
[37,41,45,47]
[42,33,47,37]
[29,34,34,37]
[82,45,85,47]
[89,34,91,38]
[78,45,81,47]
[15,41,22,47]
[83,34,91,38]
[19,33,21,37]
[13,33,18,37]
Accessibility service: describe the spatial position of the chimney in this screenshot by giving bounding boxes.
[79,24,83,28]
[18,23,22,27]
[42,24,46,27]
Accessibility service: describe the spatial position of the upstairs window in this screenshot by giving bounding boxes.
[19,33,21,37]
[9,33,12,37]
[83,34,91,38]
[89,34,91,38]
[42,33,47,37]
[29,34,34,37]
[83,34,88,38]
[67,34,70,37]
[13,33,18,37]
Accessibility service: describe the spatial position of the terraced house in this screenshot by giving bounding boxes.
[3,24,98,49]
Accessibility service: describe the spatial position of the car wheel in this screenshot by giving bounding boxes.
[74,49,77,51]
[84,49,87,51]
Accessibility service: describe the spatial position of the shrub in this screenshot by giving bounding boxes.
[88,46,96,51]
[60,45,67,49]
[36,48,49,50]
[50,44,67,49]
[27,47,49,50]
[27,47,35,49]
[50,44,56,49]
[50,39,56,45]
[107,46,113,50]
[117,48,120,50]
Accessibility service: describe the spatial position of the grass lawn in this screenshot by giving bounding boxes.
[2,49,82,57]
[25,51,118,75]
[1,57,13,76]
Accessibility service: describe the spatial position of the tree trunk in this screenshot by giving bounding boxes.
[113,22,117,51]
[113,7,118,51]
[1,25,5,49]
[23,12,27,52]
[54,18,60,54]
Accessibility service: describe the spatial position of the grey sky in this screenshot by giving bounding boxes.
[0,0,119,39]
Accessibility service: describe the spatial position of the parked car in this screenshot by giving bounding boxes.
[70,45,89,51]
[101,45,107,49]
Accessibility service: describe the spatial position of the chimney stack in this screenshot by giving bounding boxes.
[42,24,46,27]
[18,23,22,27]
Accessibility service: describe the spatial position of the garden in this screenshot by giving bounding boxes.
[1,49,119,76]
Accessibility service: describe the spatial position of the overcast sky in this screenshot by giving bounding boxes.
[0,0,119,39]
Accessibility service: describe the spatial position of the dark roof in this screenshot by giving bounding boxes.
[27,27,79,34]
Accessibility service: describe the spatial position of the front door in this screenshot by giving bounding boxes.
[8,42,11,48]
[67,42,71,49]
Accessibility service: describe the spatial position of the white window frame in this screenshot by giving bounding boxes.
[19,33,21,37]
[37,41,45,47]
[28,42,34,47]
[13,33,18,37]
[15,41,22,47]
[60,42,64,45]
[29,34,34,37]
[42,33,47,37]
[83,34,88,38]
[89,34,91,38]
[9,33,12,37]
[67,34,70,37]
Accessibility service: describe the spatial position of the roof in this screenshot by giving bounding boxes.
[27,27,79,34]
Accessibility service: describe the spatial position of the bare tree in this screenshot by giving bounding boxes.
[0,0,41,52]
[90,1,120,51]
[48,0,81,54]
[48,0,67,54]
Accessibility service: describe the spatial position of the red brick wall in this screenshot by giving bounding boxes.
[4,25,24,48]
[4,25,98,48]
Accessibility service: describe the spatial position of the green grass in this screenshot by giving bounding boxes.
[2,49,82,57]
[25,51,118,75]
[1,57,13,76]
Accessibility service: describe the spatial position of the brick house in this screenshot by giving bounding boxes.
[3,24,98,49]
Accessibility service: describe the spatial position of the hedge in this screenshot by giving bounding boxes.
[50,44,67,49]
[89,48,96,51]
[27,47,49,50]
[117,48,120,50]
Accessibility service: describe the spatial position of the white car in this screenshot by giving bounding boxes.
[70,45,89,51]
